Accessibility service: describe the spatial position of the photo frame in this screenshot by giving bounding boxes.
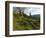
[5,1,45,37]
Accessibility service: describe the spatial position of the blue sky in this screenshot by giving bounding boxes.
[24,7,40,16]
[13,7,40,16]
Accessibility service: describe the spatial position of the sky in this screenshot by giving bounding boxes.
[24,7,40,16]
[13,7,41,16]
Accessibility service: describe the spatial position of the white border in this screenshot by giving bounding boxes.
[9,3,43,35]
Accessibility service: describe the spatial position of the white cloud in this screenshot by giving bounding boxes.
[24,7,40,16]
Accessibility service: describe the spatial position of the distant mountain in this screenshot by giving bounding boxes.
[31,14,40,20]
[32,14,40,17]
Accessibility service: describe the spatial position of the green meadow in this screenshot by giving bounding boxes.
[13,12,40,31]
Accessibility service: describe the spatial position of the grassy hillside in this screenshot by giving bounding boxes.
[13,12,40,31]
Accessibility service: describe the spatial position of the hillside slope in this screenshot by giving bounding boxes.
[13,12,40,31]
